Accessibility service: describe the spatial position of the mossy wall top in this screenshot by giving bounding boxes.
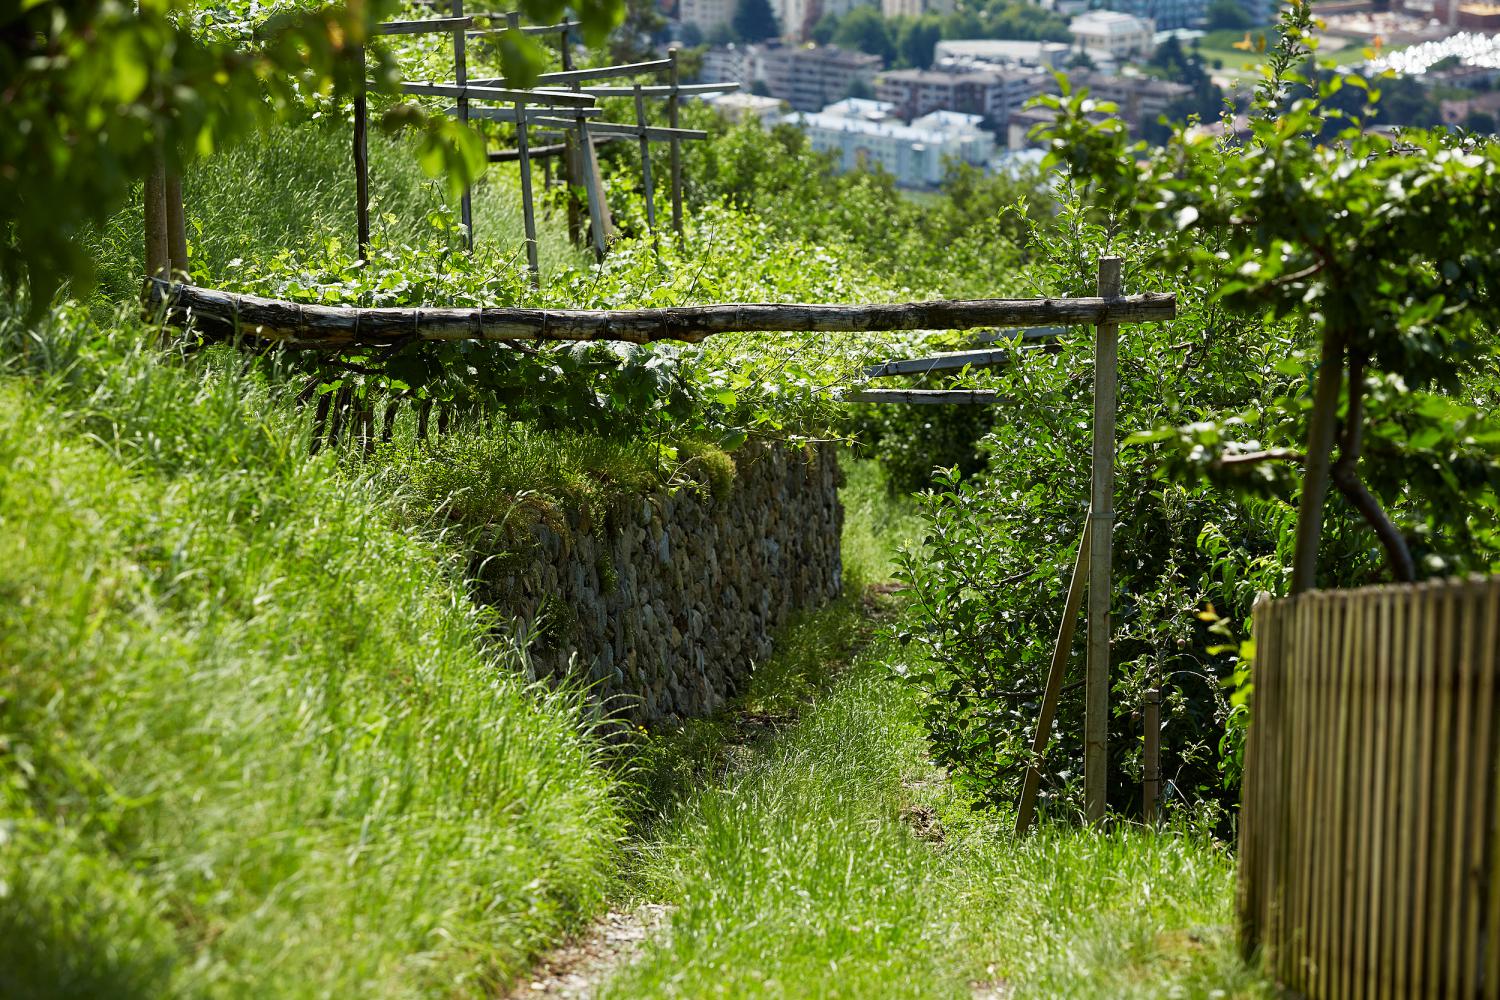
[486,443,843,722]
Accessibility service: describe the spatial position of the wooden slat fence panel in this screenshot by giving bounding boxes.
[1239,577,1500,998]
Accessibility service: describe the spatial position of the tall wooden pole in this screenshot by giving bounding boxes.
[1015,518,1092,835]
[667,46,684,235]
[144,156,170,281]
[455,0,474,250]
[1086,254,1122,824]
[559,25,583,247]
[634,84,658,252]
[354,45,371,261]
[165,170,188,275]
[1143,685,1161,824]
[515,98,540,284]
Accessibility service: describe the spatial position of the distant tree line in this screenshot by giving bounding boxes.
[811,1,1069,68]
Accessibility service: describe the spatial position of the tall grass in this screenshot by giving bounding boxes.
[90,118,588,304]
[0,308,623,998]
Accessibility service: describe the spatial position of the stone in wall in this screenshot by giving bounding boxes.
[484,442,843,722]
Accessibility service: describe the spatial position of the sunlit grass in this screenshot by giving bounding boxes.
[0,310,623,999]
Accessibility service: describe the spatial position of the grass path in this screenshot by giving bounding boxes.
[499,461,1272,998]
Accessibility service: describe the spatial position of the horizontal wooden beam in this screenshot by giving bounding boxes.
[396,80,596,107]
[452,105,602,122]
[529,117,709,141]
[490,142,567,161]
[376,16,472,35]
[470,57,673,88]
[468,19,579,36]
[579,82,742,97]
[146,279,1178,348]
[380,15,581,35]
[976,326,1067,343]
[848,389,1006,405]
[864,346,1035,377]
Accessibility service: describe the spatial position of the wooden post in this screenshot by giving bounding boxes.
[559,25,583,247]
[667,46,684,235]
[1086,254,1122,824]
[1143,686,1161,824]
[1014,518,1091,835]
[143,157,170,280]
[634,84,658,250]
[454,0,474,250]
[580,128,610,261]
[354,46,371,261]
[515,98,540,284]
[165,170,188,276]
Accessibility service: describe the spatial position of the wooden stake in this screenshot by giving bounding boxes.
[515,98,539,284]
[580,122,609,261]
[1015,518,1091,835]
[668,46,684,235]
[1085,254,1122,825]
[165,170,188,276]
[558,25,583,247]
[144,157,170,281]
[454,0,473,249]
[1143,685,1161,825]
[635,84,658,251]
[354,46,371,260]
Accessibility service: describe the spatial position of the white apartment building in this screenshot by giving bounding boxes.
[790,98,995,186]
[1068,10,1155,60]
[881,0,956,20]
[875,65,1053,128]
[699,43,759,85]
[701,91,786,123]
[680,0,735,34]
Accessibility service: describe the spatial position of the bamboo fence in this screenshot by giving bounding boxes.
[1238,577,1500,998]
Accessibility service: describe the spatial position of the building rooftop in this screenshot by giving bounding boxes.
[877,67,1003,85]
[703,91,783,110]
[820,97,900,121]
[793,105,989,143]
[1069,10,1155,34]
[933,39,1072,67]
[912,109,987,130]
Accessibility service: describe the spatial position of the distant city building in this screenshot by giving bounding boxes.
[1078,70,1191,125]
[680,0,735,35]
[1097,0,1206,31]
[1006,70,1191,147]
[699,43,760,85]
[932,39,1073,69]
[1007,105,1062,150]
[702,90,787,123]
[881,0,957,19]
[790,97,995,185]
[1069,11,1156,60]
[759,44,883,111]
[875,66,1054,128]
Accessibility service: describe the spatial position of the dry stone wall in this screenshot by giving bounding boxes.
[489,443,843,722]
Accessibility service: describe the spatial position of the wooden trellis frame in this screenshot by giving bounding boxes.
[149,256,1170,826]
[353,13,737,282]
